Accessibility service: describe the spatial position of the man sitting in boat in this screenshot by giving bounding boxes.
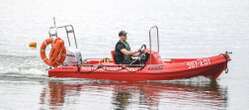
[114,30,148,64]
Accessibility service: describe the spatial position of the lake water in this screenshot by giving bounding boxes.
[0,0,249,110]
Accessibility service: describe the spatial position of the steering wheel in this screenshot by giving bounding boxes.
[129,44,148,65]
[138,44,147,55]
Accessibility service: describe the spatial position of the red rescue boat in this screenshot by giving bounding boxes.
[49,53,230,81]
[43,21,231,81]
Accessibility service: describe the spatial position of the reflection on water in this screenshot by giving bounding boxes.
[39,80,227,110]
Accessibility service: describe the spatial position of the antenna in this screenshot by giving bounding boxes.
[53,17,57,28]
[49,17,58,38]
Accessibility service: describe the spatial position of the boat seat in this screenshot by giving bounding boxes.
[111,50,116,64]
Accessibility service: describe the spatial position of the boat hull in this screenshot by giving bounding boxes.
[48,54,230,81]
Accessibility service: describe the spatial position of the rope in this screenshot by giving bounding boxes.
[79,64,145,73]
[225,62,229,74]
[222,51,232,74]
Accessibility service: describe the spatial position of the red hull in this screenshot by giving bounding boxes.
[48,54,230,81]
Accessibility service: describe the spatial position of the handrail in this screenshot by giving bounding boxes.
[48,18,78,49]
[148,25,160,64]
[149,25,159,53]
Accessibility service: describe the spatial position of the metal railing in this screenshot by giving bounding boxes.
[48,17,78,48]
[149,25,160,53]
[148,25,160,64]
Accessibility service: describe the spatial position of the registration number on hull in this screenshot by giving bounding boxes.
[186,58,211,69]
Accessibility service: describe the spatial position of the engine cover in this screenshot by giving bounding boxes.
[63,48,82,66]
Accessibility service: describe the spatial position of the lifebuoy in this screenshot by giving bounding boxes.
[40,37,66,67]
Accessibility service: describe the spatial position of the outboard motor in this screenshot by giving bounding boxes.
[64,48,82,66]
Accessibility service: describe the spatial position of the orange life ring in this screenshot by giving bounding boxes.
[40,37,66,67]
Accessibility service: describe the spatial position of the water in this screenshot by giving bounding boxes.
[0,0,249,109]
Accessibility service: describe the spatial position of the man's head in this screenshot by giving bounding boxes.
[118,30,127,41]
